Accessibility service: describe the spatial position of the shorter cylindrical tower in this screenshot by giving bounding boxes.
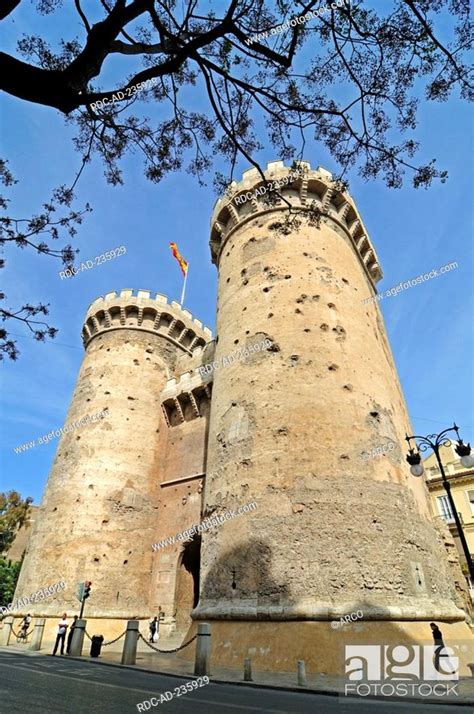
[15,289,211,622]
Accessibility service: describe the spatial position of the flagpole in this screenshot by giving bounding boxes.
[180,269,188,305]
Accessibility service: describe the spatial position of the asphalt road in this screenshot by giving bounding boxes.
[0,652,468,714]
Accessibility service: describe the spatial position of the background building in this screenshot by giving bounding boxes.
[424,444,474,595]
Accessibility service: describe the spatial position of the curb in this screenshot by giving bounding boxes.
[1,648,471,707]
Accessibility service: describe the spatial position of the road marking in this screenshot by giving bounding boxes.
[0,661,152,695]
[0,661,304,712]
[56,667,101,676]
[154,695,295,711]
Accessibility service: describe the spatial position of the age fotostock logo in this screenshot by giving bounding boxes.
[344,645,459,698]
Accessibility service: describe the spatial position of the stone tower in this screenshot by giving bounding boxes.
[13,162,470,672]
[194,160,467,669]
[15,290,212,620]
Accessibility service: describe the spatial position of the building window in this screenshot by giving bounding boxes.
[467,489,474,515]
[437,495,455,523]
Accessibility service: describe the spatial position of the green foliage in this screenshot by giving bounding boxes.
[0,557,22,609]
[0,491,32,553]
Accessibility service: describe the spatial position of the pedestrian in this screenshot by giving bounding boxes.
[52,613,68,655]
[156,606,163,640]
[429,622,456,675]
[149,616,158,643]
[66,615,78,654]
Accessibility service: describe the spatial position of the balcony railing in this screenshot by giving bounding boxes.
[435,512,464,525]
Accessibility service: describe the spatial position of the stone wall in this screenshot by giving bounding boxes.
[196,161,464,623]
[14,292,213,621]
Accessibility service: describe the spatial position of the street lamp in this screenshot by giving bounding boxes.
[405,423,474,583]
[455,439,474,469]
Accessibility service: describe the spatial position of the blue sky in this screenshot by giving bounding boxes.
[0,3,473,504]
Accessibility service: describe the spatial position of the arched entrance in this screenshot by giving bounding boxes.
[174,535,200,634]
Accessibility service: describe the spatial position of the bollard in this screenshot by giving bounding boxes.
[69,619,86,657]
[0,617,14,646]
[194,623,211,676]
[297,660,307,687]
[121,620,139,665]
[29,618,46,651]
[244,657,253,682]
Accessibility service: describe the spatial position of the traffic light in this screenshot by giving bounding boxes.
[83,581,92,599]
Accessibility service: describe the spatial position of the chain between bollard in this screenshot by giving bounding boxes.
[138,632,198,653]
[85,630,126,646]
[101,631,127,647]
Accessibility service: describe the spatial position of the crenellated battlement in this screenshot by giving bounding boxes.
[82,289,213,353]
[210,160,382,285]
[161,369,213,427]
[162,364,213,398]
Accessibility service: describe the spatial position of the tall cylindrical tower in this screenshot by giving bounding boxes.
[15,289,210,624]
[194,161,467,670]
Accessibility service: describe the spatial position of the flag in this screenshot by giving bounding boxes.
[169,242,188,277]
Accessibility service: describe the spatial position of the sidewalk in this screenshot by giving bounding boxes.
[2,641,473,707]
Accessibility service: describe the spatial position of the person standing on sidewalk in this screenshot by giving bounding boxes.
[430,622,456,675]
[66,615,78,654]
[156,606,163,639]
[149,616,158,643]
[52,614,68,655]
